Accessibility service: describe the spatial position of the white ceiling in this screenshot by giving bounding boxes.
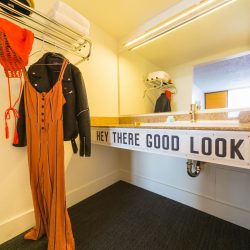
[62,0,250,69]
[63,0,182,39]
[194,52,250,93]
[135,0,250,68]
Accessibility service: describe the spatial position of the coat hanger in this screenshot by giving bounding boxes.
[30,37,48,58]
[48,41,70,63]
[45,52,69,72]
[29,37,69,66]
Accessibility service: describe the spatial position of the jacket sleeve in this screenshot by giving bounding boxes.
[13,88,27,147]
[73,68,91,157]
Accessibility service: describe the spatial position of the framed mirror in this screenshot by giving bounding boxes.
[118,0,250,115]
[193,52,250,110]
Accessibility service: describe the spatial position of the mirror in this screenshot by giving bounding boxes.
[118,0,250,115]
[193,52,250,110]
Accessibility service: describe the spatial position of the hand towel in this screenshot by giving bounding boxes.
[49,11,89,36]
[147,71,171,83]
[49,1,90,30]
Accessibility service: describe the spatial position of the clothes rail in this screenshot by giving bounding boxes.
[0,6,74,47]
[144,79,177,94]
[10,0,84,38]
[0,0,92,61]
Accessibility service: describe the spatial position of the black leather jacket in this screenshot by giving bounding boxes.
[14,52,91,157]
[154,93,171,113]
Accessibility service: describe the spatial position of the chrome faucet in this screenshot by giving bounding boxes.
[189,104,198,122]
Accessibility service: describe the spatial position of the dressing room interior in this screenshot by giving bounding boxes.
[0,0,250,249]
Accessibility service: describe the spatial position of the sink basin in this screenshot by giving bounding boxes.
[140,120,239,127]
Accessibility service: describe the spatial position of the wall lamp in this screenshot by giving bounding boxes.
[124,0,237,51]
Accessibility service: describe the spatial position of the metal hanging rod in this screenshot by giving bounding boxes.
[0,2,80,43]
[0,5,74,47]
[34,36,88,60]
[0,9,91,61]
[0,0,92,61]
[144,79,177,94]
[10,0,84,38]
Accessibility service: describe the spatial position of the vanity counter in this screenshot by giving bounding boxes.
[91,115,250,169]
[91,122,250,132]
[90,111,250,131]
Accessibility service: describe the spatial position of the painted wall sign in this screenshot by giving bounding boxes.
[91,127,250,169]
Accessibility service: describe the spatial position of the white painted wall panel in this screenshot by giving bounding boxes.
[0,3,120,243]
[120,151,216,199]
[119,149,250,229]
[215,167,250,211]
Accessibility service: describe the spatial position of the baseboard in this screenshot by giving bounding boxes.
[66,170,120,207]
[119,169,250,230]
[2,169,248,245]
[0,209,35,245]
[0,170,120,245]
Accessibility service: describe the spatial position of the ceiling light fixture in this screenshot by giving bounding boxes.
[125,0,237,50]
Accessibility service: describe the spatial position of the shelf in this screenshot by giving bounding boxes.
[0,0,92,61]
[145,79,176,94]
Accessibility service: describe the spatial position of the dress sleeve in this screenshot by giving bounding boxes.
[73,67,91,157]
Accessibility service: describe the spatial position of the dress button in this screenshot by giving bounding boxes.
[41,127,44,130]
[41,105,44,108]
[42,119,44,122]
[41,113,44,116]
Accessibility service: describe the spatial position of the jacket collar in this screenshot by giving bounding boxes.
[29,52,72,83]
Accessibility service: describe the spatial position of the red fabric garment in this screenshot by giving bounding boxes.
[0,17,34,143]
[165,90,172,102]
[0,17,34,76]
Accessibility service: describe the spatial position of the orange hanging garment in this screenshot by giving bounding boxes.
[23,59,75,250]
[0,17,34,144]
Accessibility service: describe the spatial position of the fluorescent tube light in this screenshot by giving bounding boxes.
[125,0,236,50]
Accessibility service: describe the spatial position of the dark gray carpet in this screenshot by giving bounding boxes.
[1,181,250,250]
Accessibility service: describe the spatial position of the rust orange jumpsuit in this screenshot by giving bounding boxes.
[23,59,75,250]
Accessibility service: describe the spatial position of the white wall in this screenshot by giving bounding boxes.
[78,23,119,117]
[0,7,120,244]
[118,45,250,114]
[167,63,193,112]
[118,46,250,231]
[65,145,120,208]
[1,1,250,245]
[119,51,161,115]
[167,45,250,112]
[192,84,204,109]
[119,150,250,229]
[62,19,121,204]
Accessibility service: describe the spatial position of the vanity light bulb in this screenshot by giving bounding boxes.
[125,0,219,47]
[126,0,237,50]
